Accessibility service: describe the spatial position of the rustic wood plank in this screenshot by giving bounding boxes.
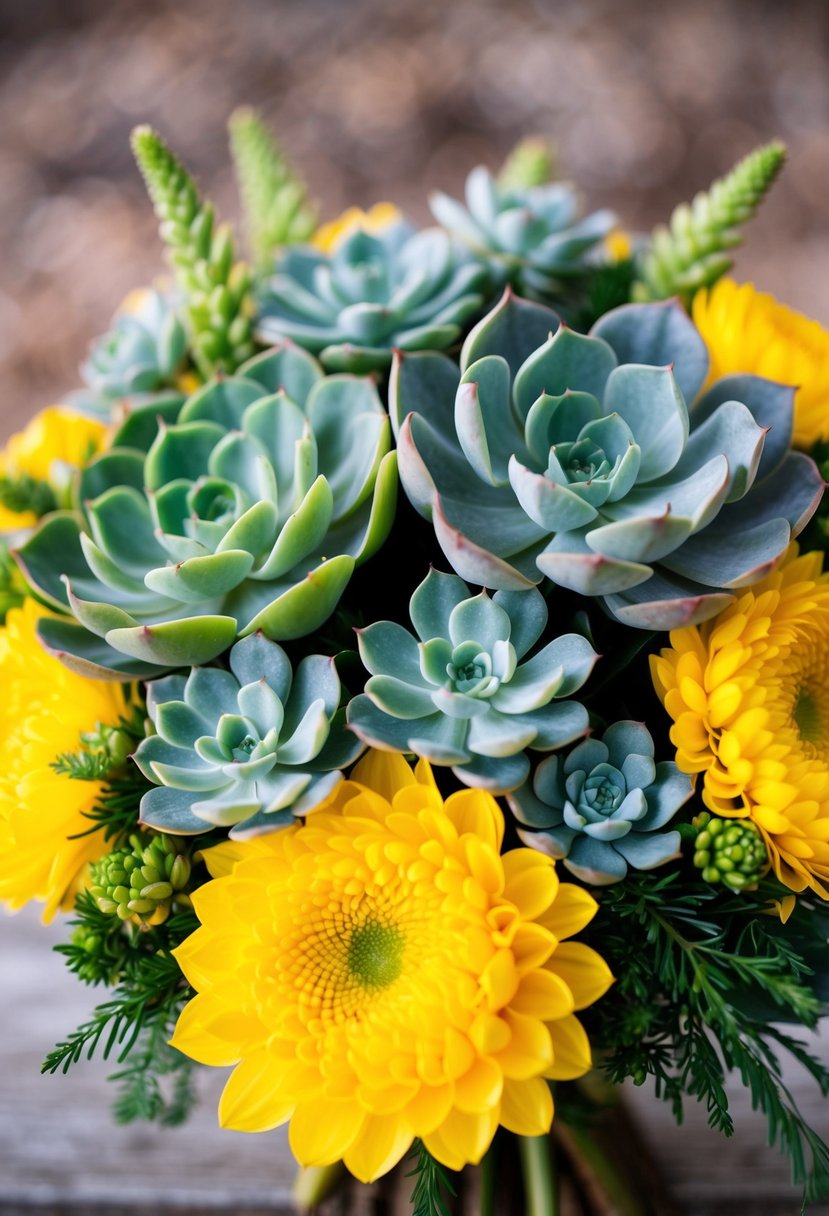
[2,905,829,1214]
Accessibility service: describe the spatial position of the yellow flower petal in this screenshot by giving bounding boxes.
[547,943,615,1010]
[499,1076,554,1136]
[219,1051,295,1132]
[545,1014,592,1081]
[290,1100,366,1166]
[343,1114,413,1183]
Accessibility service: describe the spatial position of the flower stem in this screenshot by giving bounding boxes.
[518,1134,558,1216]
[292,1162,347,1209]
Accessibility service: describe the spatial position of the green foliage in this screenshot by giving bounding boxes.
[46,898,199,1126]
[0,542,27,622]
[633,141,786,305]
[406,1141,457,1216]
[52,711,142,783]
[584,872,829,1202]
[131,125,255,377]
[0,472,56,518]
[228,107,316,269]
[693,811,769,890]
[497,137,556,190]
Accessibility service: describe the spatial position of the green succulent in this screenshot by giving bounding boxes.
[391,290,823,630]
[133,632,363,838]
[16,343,397,678]
[510,722,691,884]
[430,166,614,306]
[256,220,491,373]
[69,290,188,417]
[692,811,769,891]
[90,832,191,926]
[347,568,597,793]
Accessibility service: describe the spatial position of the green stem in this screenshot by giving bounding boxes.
[556,1124,644,1216]
[480,1139,497,1216]
[518,1134,558,1216]
[292,1161,347,1209]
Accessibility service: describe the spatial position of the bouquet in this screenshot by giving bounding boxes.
[4,114,829,1213]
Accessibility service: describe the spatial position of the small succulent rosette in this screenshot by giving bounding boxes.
[70,289,188,417]
[132,632,363,839]
[509,721,691,884]
[256,219,491,373]
[392,290,823,630]
[430,165,614,302]
[347,568,597,793]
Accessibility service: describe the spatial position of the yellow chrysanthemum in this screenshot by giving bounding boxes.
[171,751,612,1182]
[313,202,402,255]
[651,546,829,898]
[605,228,632,262]
[0,407,107,531]
[0,598,128,919]
[692,278,829,450]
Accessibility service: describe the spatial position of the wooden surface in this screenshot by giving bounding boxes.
[2,906,828,1216]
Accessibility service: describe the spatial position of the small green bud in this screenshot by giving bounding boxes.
[89,831,193,927]
[692,812,768,890]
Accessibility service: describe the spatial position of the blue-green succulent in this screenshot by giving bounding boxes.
[510,721,691,884]
[256,220,491,373]
[16,343,397,679]
[347,568,597,793]
[430,166,614,304]
[133,632,363,838]
[70,289,188,417]
[391,290,823,630]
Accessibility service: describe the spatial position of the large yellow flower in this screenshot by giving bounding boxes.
[171,751,612,1182]
[651,547,829,898]
[313,202,402,255]
[692,278,829,450]
[0,407,107,531]
[0,598,128,919]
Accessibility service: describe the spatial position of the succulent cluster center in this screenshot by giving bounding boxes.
[554,438,610,485]
[583,769,625,814]
[447,641,496,696]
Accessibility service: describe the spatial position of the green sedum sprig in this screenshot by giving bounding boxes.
[229,107,316,269]
[633,141,786,305]
[131,125,255,377]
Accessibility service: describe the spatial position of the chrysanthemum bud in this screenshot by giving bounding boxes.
[90,832,192,927]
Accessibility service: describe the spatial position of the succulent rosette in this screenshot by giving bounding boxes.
[133,633,363,838]
[509,722,691,884]
[431,166,615,302]
[347,568,597,792]
[256,220,491,373]
[69,289,189,417]
[391,290,823,630]
[16,343,397,678]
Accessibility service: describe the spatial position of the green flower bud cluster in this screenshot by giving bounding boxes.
[693,812,768,891]
[90,833,192,928]
[0,542,27,623]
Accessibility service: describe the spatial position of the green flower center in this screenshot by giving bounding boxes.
[347,919,405,990]
[794,683,826,746]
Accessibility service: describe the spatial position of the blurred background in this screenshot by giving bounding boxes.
[2,0,829,429]
[2,1,829,1212]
